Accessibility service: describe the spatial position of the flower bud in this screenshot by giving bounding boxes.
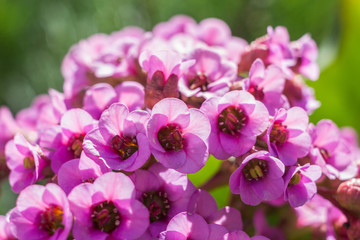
[337,178,360,215]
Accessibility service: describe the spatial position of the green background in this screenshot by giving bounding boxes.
[1,0,359,238]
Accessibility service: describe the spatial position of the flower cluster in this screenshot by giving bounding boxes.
[0,15,359,240]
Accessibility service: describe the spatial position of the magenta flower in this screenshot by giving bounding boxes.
[130,163,196,238]
[283,76,320,114]
[290,34,319,81]
[266,107,311,166]
[68,172,149,240]
[147,98,210,173]
[83,103,150,171]
[188,189,243,232]
[57,153,109,195]
[309,119,357,180]
[159,212,211,240]
[5,134,48,193]
[244,59,286,115]
[283,163,322,207]
[10,183,72,240]
[253,209,285,240]
[200,90,269,160]
[83,81,144,119]
[229,151,285,206]
[197,18,232,47]
[178,48,237,99]
[296,194,347,240]
[0,210,16,240]
[153,15,197,40]
[0,106,18,155]
[39,108,96,173]
[139,50,183,108]
[223,230,269,240]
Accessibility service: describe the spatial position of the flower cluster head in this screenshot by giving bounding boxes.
[0,15,359,240]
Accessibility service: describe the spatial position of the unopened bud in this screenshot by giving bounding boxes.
[337,178,360,215]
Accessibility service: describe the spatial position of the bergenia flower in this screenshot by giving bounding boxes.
[200,90,269,160]
[130,163,196,238]
[159,212,211,240]
[188,189,243,232]
[0,210,16,240]
[244,59,286,115]
[10,183,73,240]
[197,18,232,47]
[83,103,150,171]
[309,119,357,180]
[5,133,48,193]
[153,15,197,40]
[283,163,322,207]
[147,98,210,173]
[266,107,311,166]
[57,153,109,195]
[0,106,18,155]
[290,34,319,81]
[283,75,320,114]
[83,81,144,119]
[229,151,285,206]
[179,48,237,100]
[222,230,269,240]
[139,50,183,109]
[39,108,96,173]
[68,172,149,240]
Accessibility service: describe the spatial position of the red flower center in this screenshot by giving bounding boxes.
[111,135,138,160]
[142,191,170,222]
[248,85,265,101]
[157,124,183,151]
[68,133,85,158]
[270,122,288,145]
[39,205,64,235]
[91,201,121,233]
[189,73,208,91]
[217,106,247,136]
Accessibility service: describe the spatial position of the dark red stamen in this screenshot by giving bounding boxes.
[142,191,170,222]
[270,122,288,145]
[39,205,64,235]
[217,106,247,136]
[111,135,138,160]
[91,201,120,233]
[157,124,183,151]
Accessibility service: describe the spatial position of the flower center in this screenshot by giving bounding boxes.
[157,124,183,151]
[289,172,301,185]
[242,158,268,181]
[111,135,138,160]
[248,85,265,101]
[319,148,331,161]
[270,122,288,145]
[217,106,247,136]
[142,191,170,222]
[189,73,208,91]
[39,205,64,235]
[23,154,35,169]
[91,201,121,233]
[68,133,85,158]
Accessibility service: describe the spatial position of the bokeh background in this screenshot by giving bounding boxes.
[0,0,359,236]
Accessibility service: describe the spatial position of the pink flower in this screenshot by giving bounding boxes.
[266,107,311,166]
[5,134,48,193]
[179,48,237,99]
[229,151,285,206]
[0,106,18,155]
[309,119,357,180]
[147,98,210,173]
[283,164,322,207]
[83,82,144,119]
[39,108,96,173]
[10,184,73,240]
[83,103,150,171]
[130,163,196,238]
[197,18,232,47]
[290,34,319,81]
[223,230,269,240]
[57,153,109,195]
[244,59,286,115]
[68,172,149,240]
[153,15,197,40]
[200,90,269,160]
[0,210,16,240]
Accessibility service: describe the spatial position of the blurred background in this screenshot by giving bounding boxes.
[0,0,359,217]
